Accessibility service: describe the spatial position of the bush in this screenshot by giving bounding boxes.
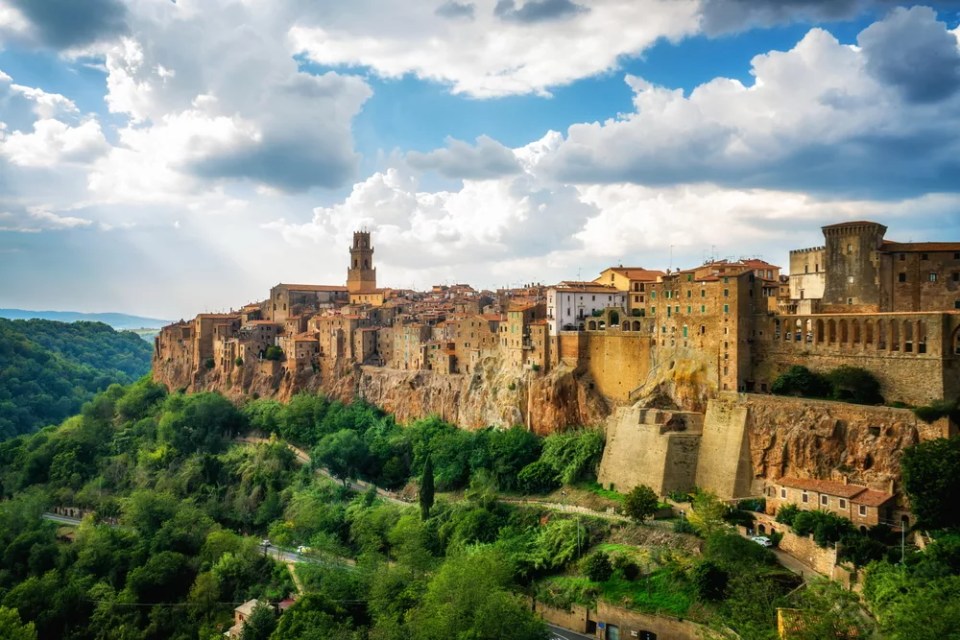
[264,346,284,361]
[738,497,765,513]
[776,504,800,527]
[623,485,659,523]
[692,560,728,601]
[827,366,883,405]
[771,365,830,398]
[673,518,697,534]
[235,357,244,366]
[611,554,640,581]
[769,531,783,548]
[517,460,560,494]
[204,357,215,370]
[913,399,960,424]
[583,551,613,582]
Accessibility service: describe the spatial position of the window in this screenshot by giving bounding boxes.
[820,495,828,506]
[929,272,938,282]
[700,305,706,313]
[955,253,960,260]
[847,275,855,284]
[802,492,808,503]
[847,243,853,254]
[899,253,905,261]
[899,272,907,283]
[723,288,729,297]
[953,273,959,282]
[780,488,786,499]
[839,498,847,509]
[687,290,691,298]
[687,306,692,314]
[701,289,706,297]
[723,304,729,314]
[650,306,656,315]
[804,265,809,273]
[921,253,929,260]
[858,505,867,516]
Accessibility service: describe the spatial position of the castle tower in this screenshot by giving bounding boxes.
[821,220,887,310]
[347,231,377,294]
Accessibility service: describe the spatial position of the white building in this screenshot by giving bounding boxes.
[546,282,626,335]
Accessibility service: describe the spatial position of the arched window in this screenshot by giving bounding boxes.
[877,319,886,349]
[865,320,874,345]
[891,320,900,351]
[816,319,825,343]
[828,319,837,343]
[903,320,914,353]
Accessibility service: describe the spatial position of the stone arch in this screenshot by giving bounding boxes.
[633,320,641,331]
[587,320,598,331]
[918,320,927,354]
[877,319,886,349]
[839,319,848,344]
[816,319,825,343]
[621,321,631,331]
[828,319,837,343]
[891,320,900,351]
[758,524,766,534]
[865,319,874,345]
[903,320,914,353]
[852,319,861,344]
[609,310,620,326]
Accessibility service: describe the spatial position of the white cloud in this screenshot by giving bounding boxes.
[2,118,108,167]
[290,0,701,98]
[540,16,960,198]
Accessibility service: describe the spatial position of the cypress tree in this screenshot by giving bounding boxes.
[420,455,435,520]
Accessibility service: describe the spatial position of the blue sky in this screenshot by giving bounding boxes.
[0,0,959,318]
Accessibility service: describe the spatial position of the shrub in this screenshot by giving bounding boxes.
[769,531,783,547]
[776,504,800,527]
[771,365,830,398]
[583,551,613,582]
[517,460,561,494]
[673,518,697,534]
[264,346,284,361]
[692,560,728,601]
[913,399,960,424]
[204,357,215,369]
[612,554,640,581]
[827,366,883,405]
[235,357,244,366]
[623,484,659,523]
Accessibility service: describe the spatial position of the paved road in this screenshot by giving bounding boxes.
[42,513,83,526]
[548,623,595,640]
[261,543,356,569]
[771,547,820,584]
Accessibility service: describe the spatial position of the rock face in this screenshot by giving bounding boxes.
[153,353,610,433]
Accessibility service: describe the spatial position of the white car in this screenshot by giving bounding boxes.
[751,535,772,547]
[261,539,270,547]
[296,545,310,554]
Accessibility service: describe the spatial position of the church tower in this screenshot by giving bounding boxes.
[347,230,376,294]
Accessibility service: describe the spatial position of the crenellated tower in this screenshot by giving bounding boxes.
[347,230,377,294]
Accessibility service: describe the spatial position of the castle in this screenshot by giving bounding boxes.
[154,222,960,516]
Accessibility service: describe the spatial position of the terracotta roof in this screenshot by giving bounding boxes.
[603,267,665,280]
[741,258,781,269]
[482,314,504,321]
[882,241,960,252]
[852,489,894,507]
[776,476,866,499]
[553,281,623,294]
[292,333,317,341]
[276,284,349,292]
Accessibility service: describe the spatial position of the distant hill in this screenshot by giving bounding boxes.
[0,318,154,439]
[0,308,172,330]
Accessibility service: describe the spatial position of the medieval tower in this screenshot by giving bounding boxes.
[347,230,377,294]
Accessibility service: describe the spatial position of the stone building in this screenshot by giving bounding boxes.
[546,282,626,335]
[765,476,896,530]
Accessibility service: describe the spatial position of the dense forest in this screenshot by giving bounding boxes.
[0,379,957,639]
[0,319,153,439]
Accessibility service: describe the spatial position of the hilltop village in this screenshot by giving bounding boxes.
[155,221,960,525]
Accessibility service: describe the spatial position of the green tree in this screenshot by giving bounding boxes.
[771,365,830,399]
[826,366,883,405]
[623,484,659,523]
[516,460,561,494]
[583,551,613,582]
[789,579,875,640]
[0,606,37,640]
[314,430,368,485]
[689,490,729,536]
[901,436,960,531]
[419,455,435,521]
[241,602,277,640]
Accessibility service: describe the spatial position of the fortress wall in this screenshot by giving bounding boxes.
[695,396,753,499]
[580,334,652,403]
[598,407,702,495]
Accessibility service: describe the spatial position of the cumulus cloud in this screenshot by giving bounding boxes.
[91,1,372,194]
[538,15,960,198]
[858,6,960,104]
[435,1,476,19]
[290,0,700,98]
[3,0,128,49]
[494,0,587,23]
[407,135,522,179]
[698,0,866,35]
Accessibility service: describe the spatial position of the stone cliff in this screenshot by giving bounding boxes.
[153,353,610,433]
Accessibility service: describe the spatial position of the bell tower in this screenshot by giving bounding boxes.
[347,230,376,294]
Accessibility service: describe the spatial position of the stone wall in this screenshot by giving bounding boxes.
[530,600,732,640]
[695,396,753,499]
[598,407,702,495]
[580,333,652,403]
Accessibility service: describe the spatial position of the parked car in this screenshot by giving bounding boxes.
[296,545,310,554]
[751,535,772,547]
[261,538,270,547]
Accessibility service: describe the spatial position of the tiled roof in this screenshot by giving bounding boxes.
[605,267,664,280]
[776,476,866,498]
[852,489,895,507]
[276,284,349,292]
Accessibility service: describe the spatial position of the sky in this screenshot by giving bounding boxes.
[1,0,959,319]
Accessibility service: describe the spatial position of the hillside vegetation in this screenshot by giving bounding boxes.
[0,319,153,439]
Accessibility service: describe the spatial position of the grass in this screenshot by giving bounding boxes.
[578,480,625,503]
[537,567,696,618]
